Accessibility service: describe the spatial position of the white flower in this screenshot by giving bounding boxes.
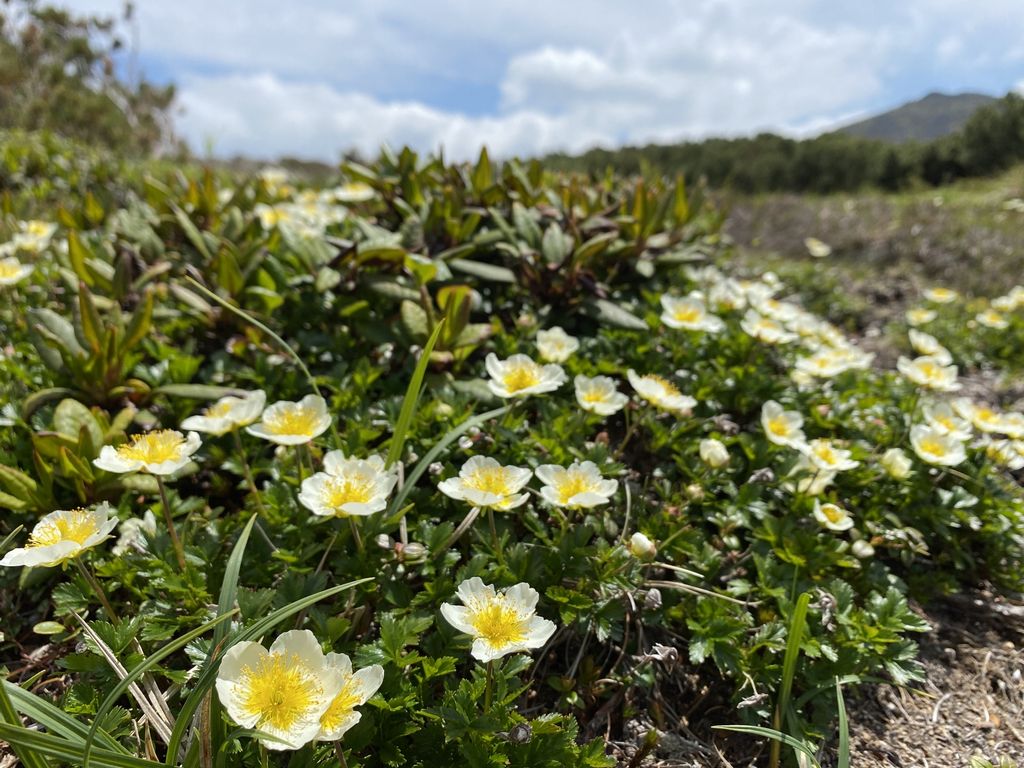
[908,330,952,364]
[1000,412,1024,439]
[784,457,836,496]
[437,456,532,510]
[0,256,33,286]
[12,220,56,253]
[298,451,397,518]
[923,286,958,304]
[813,501,853,532]
[626,370,696,415]
[699,438,730,468]
[761,401,806,449]
[982,438,1024,471]
[795,347,872,378]
[536,461,617,509]
[976,309,1009,329]
[708,278,746,311]
[246,395,331,445]
[332,182,375,203]
[802,439,859,472]
[485,353,566,399]
[1,503,118,568]
[440,577,557,662]
[94,430,202,476]
[740,310,797,344]
[181,390,266,436]
[952,399,1007,434]
[897,356,961,392]
[112,509,158,556]
[851,540,875,559]
[216,630,343,751]
[535,327,580,363]
[628,532,657,560]
[921,402,972,440]
[906,307,937,326]
[659,294,725,332]
[879,448,912,480]
[574,375,628,416]
[910,425,966,466]
[804,237,832,258]
[315,653,384,742]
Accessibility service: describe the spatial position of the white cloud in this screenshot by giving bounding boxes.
[60,0,1024,160]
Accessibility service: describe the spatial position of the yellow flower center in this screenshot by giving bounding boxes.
[813,445,837,464]
[937,416,956,431]
[673,306,702,323]
[323,476,375,510]
[29,509,96,548]
[768,418,790,436]
[0,261,21,280]
[207,401,234,418]
[265,406,320,436]
[465,467,513,496]
[469,601,528,648]
[319,680,362,733]
[26,222,49,236]
[920,438,946,456]
[501,363,542,393]
[238,653,321,733]
[822,505,845,524]
[976,408,998,425]
[645,375,681,398]
[553,472,595,505]
[117,431,187,464]
[582,389,608,404]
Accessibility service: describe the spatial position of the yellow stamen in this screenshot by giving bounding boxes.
[117,431,187,464]
[238,653,321,732]
[469,601,527,648]
[502,363,542,393]
[323,476,374,509]
[319,681,362,732]
[29,509,96,548]
[265,406,319,436]
[465,467,513,496]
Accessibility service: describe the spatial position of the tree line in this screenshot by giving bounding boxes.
[545,93,1024,193]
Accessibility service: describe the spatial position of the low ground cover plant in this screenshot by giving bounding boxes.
[1,136,1023,766]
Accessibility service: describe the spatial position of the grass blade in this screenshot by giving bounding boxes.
[713,725,821,767]
[163,578,372,764]
[836,678,850,768]
[771,591,810,768]
[4,681,126,753]
[84,611,237,768]
[215,515,256,648]
[0,724,165,768]
[386,318,445,469]
[0,677,50,768]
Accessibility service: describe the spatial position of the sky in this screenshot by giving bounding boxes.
[61,0,1024,161]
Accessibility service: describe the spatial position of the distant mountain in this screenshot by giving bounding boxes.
[835,92,996,143]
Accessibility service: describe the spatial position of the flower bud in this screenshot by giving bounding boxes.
[700,438,730,468]
[686,483,705,501]
[880,447,912,479]
[851,540,875,559]
[628,532,657,561]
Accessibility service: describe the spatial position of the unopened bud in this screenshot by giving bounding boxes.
[628,532,657,561]
[700,438,730,468]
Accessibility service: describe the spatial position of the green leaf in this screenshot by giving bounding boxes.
[712,726,820,767]
[447,257,516,283]
[77,283,104,353]
[22,387,79,420]
[0,678,50,768]
[172,204,215,262]
[122,289,154,353]
[387,320,445,468]
[153,384,246,400]
[215,516,256,648]
[584,298,648,330]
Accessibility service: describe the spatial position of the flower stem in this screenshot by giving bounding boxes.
[348,517,364,554]
[435,506,481,557]
[232,430,266,515]
[484,660,494,713]
[74,557,120,626]
[156,476,187,570]
[487,508,505,567]
[334,741,349,768]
